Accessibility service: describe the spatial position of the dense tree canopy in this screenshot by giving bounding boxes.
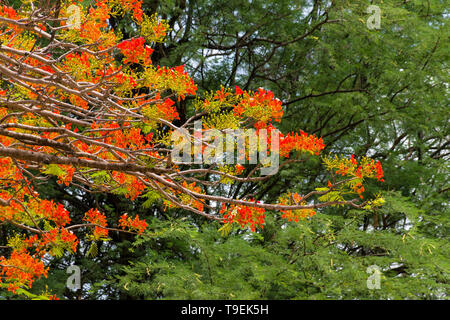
[0,0,448,300]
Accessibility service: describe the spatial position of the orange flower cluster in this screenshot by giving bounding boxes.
[58,165,75,186]
[62,52,92,81]
[162,181,205,212]
[174,181,205,212]
[233,86,284,125]
[278,192,316,222]
[119,213,148,234]
[36,200,71,227]
[125,177,147,200]
[142,65,197,101]
[151,97,179,122]
[24,228,79,256]
[118,0,144,22]
[279,130,325,157]
[21,53,55,74]
[0,250,48,293]
[353,182,365,199]
[0,5,18,20]
[117,37,154,64]
[375,161,384,182]
[83,209,109,239]
[111,172,147,200]
[104,126,146,150]
[220,200,266,232]
[235,164,245,175]
[79,1,111,44]
[334,154,384,182]
[159,65,198,99]
[152,21,167,39]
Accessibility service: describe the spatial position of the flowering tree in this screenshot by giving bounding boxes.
[0,0,385,298]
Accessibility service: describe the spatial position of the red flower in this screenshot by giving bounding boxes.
[117,37,153,64]
[83,209,109,238]
[0,249,48,293]
[376,161,384,182]
[119,213,148,234]
[235,164,245,175]
[220,199,266,232]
